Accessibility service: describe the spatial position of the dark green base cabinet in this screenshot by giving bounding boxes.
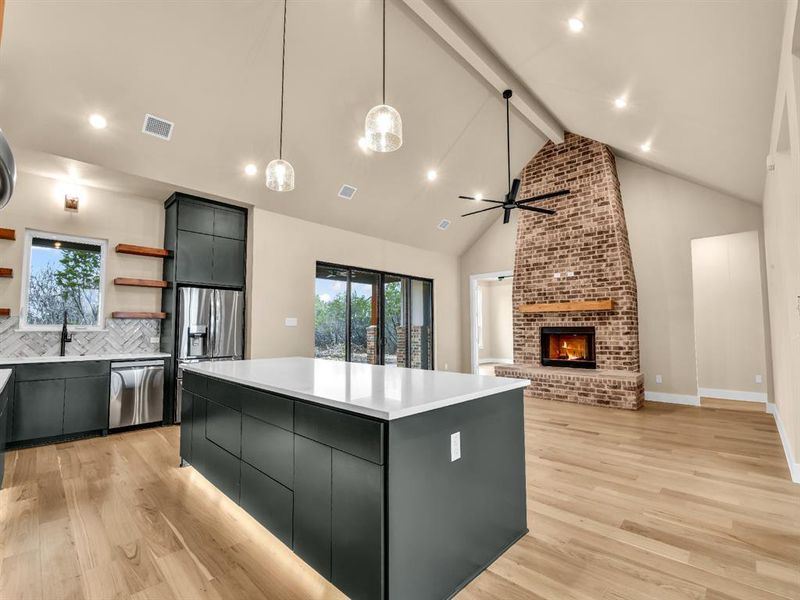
[8,361,110,447]
[0,374,12,487]
[180,371,528,600]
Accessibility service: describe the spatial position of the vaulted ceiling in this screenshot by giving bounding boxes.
[0,0,786,255]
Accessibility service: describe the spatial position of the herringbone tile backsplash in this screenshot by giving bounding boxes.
[0,317,160,358]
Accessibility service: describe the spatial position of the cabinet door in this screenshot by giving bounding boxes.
[213,208,246,240]
[293,436,332,579]
[178,200,215,235]
[332,450,384,600]
[191,394,208,472]
[212,237,245,287]
[64,376,110,434]
[180,389,194,462]
[205,399,241,457]
[241,415,293,489]
[0,386,9,486]
[12,379,65,442]
[240,462,293,547]
[177,230,214,284]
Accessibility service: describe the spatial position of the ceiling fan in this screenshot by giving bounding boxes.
[459,89,569,224]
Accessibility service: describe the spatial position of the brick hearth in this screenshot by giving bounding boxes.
[495,132,644,410]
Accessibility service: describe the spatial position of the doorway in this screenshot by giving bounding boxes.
[470,271,514,375]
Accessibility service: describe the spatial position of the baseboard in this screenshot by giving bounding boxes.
[698,387,768,403]
[644,391,701,406]
[478,358,513,365]
[766,403,800,484]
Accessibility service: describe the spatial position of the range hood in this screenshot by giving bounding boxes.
[0,129,15,209]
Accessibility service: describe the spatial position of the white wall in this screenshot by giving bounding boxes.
[762,0,800,478]
[0,170,165,318]
[477,279,513,362]
[459,157,766,404]
[691,231,768,399]
[247,208,461,372]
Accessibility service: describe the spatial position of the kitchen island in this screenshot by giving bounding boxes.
[181,357,530,600]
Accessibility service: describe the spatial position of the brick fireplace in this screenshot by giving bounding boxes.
[495,133,644,410]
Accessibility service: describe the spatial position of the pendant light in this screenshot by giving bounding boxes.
[364,0,402,152]
[266,0,295,192]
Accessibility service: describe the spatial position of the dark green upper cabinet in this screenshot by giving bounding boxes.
[178,200,215,235]
[214,208,246,240]
[167,195,247,288]
[213,237,246,287]
[176,231,214,284]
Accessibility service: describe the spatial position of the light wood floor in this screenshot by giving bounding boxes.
[1,399,798,600]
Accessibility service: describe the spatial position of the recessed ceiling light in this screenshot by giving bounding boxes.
[640,142,652,152]
[88,114,107,129]
[427,169,438,181]
[614,97,627,109]
[568,18,584,33]
[358,137,369,152]
[244,163,258,176]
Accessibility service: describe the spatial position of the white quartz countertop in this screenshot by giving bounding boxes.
[0,369,11,392]
[183,357,530,420]
[0,353,171,366]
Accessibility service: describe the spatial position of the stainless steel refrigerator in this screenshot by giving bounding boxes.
[175,287,244,422]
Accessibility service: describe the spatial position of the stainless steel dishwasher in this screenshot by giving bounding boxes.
[109,360,165,430]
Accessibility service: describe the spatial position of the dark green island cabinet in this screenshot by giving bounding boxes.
[180,358,530,600]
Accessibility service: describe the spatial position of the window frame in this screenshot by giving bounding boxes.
[19,229,108,332]
[315,261,435,368]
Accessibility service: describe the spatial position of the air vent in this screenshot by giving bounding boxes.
[338,184,357,199]
[437,219,451,231]
[142,114,174,140]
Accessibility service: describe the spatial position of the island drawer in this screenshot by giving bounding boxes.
[182,371,207,396]
[240,463,293,547]
[205,399,241,457]
[240,387,294,432]
[206,377,241,411]
[15,360,108,382]
[295,402,384,465]
[241,415,294,489]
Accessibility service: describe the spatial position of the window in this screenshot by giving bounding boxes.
[315,262,434,369]
[20,230,107,330]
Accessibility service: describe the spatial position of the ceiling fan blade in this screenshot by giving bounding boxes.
[509,178,521,202]
[503,207,512,224]
[461,205,503,217]
[516,189,570,205]
[458,195,501,203]
[517,204,556,215]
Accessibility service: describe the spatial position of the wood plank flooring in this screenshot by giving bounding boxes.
[1,398,798,599]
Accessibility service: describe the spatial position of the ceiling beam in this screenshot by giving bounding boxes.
[400,0,564,144]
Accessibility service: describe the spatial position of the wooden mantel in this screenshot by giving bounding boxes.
[518,299,614,313]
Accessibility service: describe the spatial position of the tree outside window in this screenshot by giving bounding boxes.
[22,232,106,329]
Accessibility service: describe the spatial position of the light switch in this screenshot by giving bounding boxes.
[655,374,663,384]
[566,271,575,277]
[553,272,561,279]
[284,317,298,327]
[450,432,461,462]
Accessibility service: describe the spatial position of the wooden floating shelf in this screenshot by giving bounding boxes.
[114,277,168,288]
[111,311,167,320]
[0,309,10,318]
[0,268,11,278]
[115,244,170,258]
[0,228,15,241]
[518,299,615,313]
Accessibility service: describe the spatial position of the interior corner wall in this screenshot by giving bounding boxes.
[690,231,768,396]
[0,170,165,317]
[247,208,461,372]
[458,157,765,400]
[477,279,513,362]
[762,0,800,471]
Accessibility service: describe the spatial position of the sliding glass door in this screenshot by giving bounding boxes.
[314,263,434,369]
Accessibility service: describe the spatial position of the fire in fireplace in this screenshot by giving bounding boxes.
[541,326,596,369]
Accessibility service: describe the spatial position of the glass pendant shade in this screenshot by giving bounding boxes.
[265,158,294,192]
[364,104,402,152]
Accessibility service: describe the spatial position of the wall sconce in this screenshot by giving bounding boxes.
[64,194,80,212]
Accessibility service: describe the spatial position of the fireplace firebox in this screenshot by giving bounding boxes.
[541,326,596,369]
